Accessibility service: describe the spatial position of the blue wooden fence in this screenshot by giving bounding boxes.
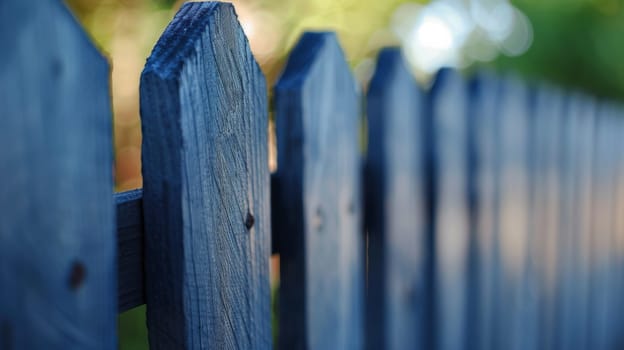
[2,1,624,349]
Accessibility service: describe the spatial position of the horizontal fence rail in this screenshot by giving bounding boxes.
[4,1,624,350]
[116,189,144,313]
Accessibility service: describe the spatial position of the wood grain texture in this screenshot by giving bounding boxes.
[274,32,363,350]
[428,68,470,350]
[364,48,427,350]
[0,0,116,348]
[116,189,145,313]
[468,73,501,350]
[140,3,271,349]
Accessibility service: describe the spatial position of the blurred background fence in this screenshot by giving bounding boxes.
[2,0,624,349]
[63,0,624,192]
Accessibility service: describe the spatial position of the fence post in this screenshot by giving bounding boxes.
[428,69,470,350]
[140,3,271,348]
[274,32,364,350]
[365,48,427,350]
[0,0,116,348]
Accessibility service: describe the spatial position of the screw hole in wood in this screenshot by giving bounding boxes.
[68,261,86,291]
[245,212,255,230]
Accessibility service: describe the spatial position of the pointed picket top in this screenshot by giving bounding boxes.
[365,48,428,350]
[274,32,363,350]
[140,2,271,348]
[0,0,115,348]
[428,67,470,350]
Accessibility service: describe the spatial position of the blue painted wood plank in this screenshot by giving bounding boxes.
[364,48,427,350]
[274,32,363,350]
[530,85,566,350]
[0,0,116,348]
[610,110,624,349]
[428,68,470,350]
[139,3,271,348]
[588,103,617,350]
[556,93,589,350]
[468,72,501,350]
[494,77,534,350]
[568,96,596,350]
[602,105,621,349]
[116,189,145,313]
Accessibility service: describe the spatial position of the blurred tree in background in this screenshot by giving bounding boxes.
[62,0,624,348]
[496,0,624,100]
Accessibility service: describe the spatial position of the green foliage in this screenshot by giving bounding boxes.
[492,0,624,101]
[119,306,149,350]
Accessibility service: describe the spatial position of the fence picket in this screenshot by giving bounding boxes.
[574,97,597,349]
[274,32,364,350]
[557,93,586,350]
[429,69,470,350]
[604,107,621,348]
[469,73,501,350]
[531,86,565,349]
[365,48,427,350]
[496,78,533,350]
[613,112,624,349]
[0,0,116,348]
[139,3,271,348]
[588,104,616,349]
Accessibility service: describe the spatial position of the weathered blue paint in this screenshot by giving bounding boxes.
[116,189,145,312]
[429,68,470,350]
[365,48,427,350]
[468,73,501,350]
[0,0,116,348]
[274,32,363,350]
[140,3,271,349]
